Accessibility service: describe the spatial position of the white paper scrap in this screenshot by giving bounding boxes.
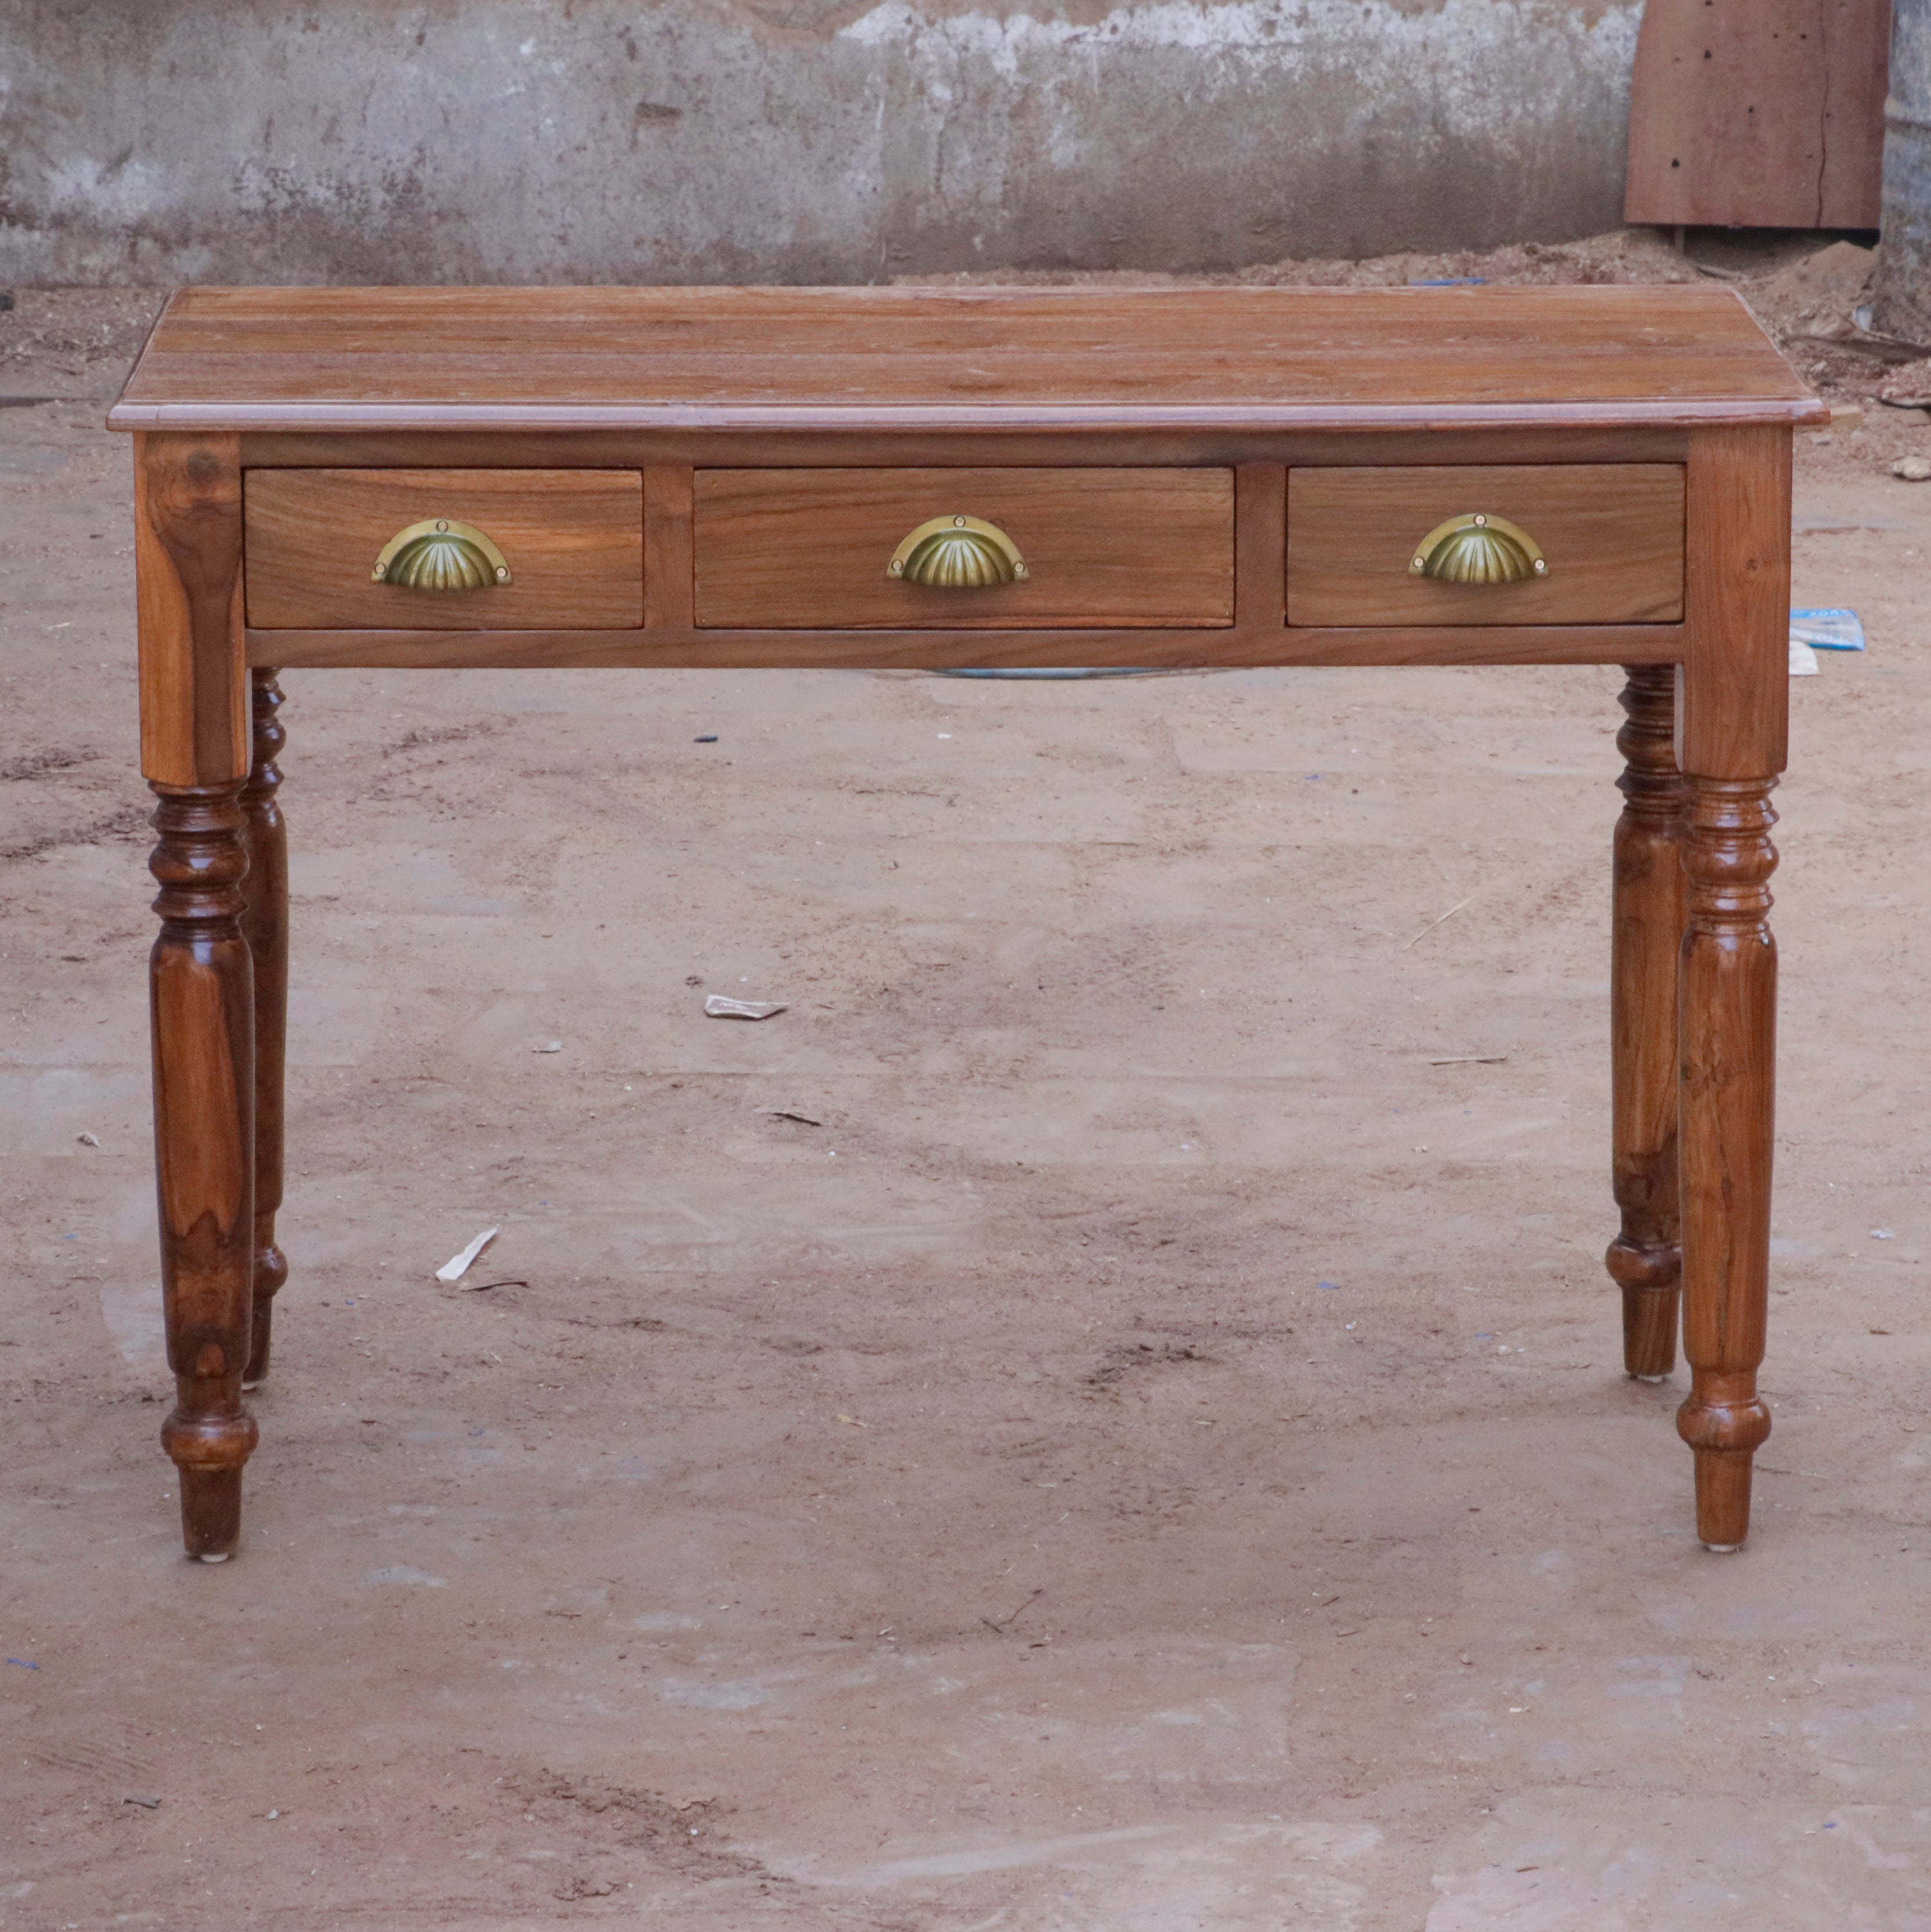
[1790,639,1820,677]
[435,1227,500,1283]
[704,996,787,1020]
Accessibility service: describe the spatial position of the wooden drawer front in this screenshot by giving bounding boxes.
[1287,465,1684,627]
[245,470,643,629]
[693,468,1234,629]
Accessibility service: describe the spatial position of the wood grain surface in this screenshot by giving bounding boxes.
[244,469,643,630]
[1679,427,1792,778]
[1235,463,1288,636]
[236,427,1699,472]
[1286,465,1685,627]
[110,286,1822,432]
[1626,0,1888,228]
[148,782,259,1559]
[1607,666,1687,1381]
[693,468,1233,629]
[136,434,249,786]
[1676,775,1779,1550]
[242,622,1683,671]
[238,670,288,1388]
[643,465,695,629]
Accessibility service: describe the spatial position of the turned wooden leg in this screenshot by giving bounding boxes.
[150,783,259,1559]
[1676,775,1777,1550]
[1607,666,1687,1380]
[240,670,288,1387]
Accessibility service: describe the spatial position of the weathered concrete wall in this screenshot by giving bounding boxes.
[0,0,1641,284]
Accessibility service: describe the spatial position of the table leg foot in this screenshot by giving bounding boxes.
[1690,1456,1755,1552]
[1682,1399,1770,1550]
[167,1435,258,1561]
[1608,1238,1680,1382]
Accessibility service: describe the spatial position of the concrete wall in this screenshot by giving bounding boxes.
[0,0,1641,284]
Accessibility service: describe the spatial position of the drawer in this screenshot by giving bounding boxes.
[1287,465,1684,627]
[693,468,1234,629]
[244,469,643,629]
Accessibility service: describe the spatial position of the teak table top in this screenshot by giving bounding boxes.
[110,283,1825,433]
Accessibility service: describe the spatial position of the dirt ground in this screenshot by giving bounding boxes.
[5,238,1931,1930]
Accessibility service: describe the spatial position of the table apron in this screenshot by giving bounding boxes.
[242,623,1687,671]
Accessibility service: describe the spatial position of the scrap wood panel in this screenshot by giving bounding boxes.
[1626,0,1890,229]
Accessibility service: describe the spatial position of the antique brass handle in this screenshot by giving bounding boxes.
[371,518,512,590]
[1408,512,1547,584]
[887,514,1028,587]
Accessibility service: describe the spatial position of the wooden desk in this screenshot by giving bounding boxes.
[109,284,1822,1562]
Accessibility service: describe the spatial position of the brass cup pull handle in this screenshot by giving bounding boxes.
[1408,512,1547,584]
[887,514,1028,587]
[371,518,513,590]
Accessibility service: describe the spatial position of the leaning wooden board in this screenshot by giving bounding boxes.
[1626,0,1890,229]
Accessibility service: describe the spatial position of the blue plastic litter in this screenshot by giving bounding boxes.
[1409,277,1488,287]
[1790,608,1866,651]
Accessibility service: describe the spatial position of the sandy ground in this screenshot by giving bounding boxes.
[4,241,1931,1930]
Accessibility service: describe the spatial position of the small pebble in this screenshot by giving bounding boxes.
[1892,454,1931,482]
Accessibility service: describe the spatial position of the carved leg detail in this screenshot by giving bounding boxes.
[1676,775,1777,1551]
[1607,666,1687,1381]
[240,670,288,1386]
[150,783,258,1559]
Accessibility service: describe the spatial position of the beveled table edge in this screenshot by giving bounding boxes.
[106,398,1831,434]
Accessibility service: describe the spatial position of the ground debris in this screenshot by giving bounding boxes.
[435,1227,500,1282]
[518,1772,766,1879]
[1085,1339,1210,1388]
[706,995,786,1020]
